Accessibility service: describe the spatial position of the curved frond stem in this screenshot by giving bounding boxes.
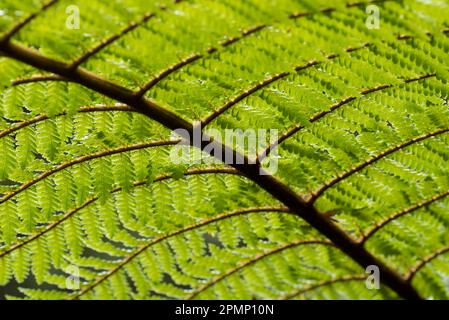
[403,73,437,83]
[0,198,96,259]
[360,84,392,95]
[308,128,449,204]
[0,0,59,43]
[258,72,436,161]
[201,72,291,127]
[11,23,268,91]
[134,24,268,98]
[406,246,449,282]
[0,104,136,139]
[281,274,366,299]
[77,104,136,113]
[0,38,423,300]
[187,240,334,299]
[68,12,155,70]
[134,54,203,98]
[294,59,322,71]
[289,7,334,19]
[258,96,357,161]
[11,74,69,86]
[0,140,180,205]
[0,167,241,259]
[219,24,267,47]
[0,114,47,139]
[68,0,189,69]
[397,34,414,41]
[71,205,293,299]
[360,190,449,244]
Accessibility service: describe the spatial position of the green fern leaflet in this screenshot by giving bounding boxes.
[0,0,448,300]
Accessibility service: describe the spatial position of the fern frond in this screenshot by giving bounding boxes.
[0,0,448,300]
